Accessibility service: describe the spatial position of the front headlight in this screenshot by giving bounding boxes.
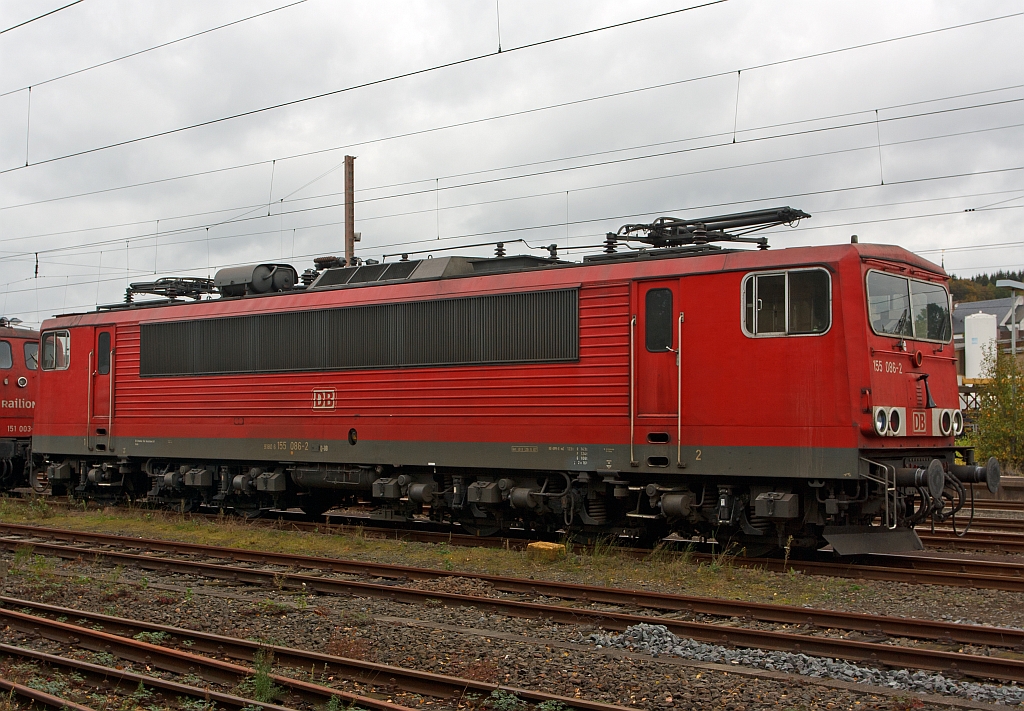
[939,410,953,437]
[952,409,964,436]
[874,408,889,436]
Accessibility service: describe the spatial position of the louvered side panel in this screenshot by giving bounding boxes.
[114,283,628,426]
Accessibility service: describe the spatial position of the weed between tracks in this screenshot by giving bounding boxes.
[0,655,171,709]
[0,497,848,606]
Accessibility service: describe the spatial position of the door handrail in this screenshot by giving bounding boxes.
[629,315,637,467]
[106,348,115,453]
[677,312,684,468]
[86,350,93,452]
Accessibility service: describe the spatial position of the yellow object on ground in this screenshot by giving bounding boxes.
[526,540,566,561]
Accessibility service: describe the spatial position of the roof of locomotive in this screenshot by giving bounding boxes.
[42,240,944,327]
[0,326,39,339]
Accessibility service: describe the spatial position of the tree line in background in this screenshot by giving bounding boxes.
[973,347,1024,474]
[949,270,1024,303]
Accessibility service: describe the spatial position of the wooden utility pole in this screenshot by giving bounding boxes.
[344,155,356,266]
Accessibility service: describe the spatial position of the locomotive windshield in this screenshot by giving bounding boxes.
[867,271,951,342]
[0,341,11,369]
[24,342,38,370]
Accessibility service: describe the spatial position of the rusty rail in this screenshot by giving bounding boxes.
[0,642,297,711]
[2,538,1024,681]
[0,598,630,711]
[0,674,95,711]
[1,523,1023,646]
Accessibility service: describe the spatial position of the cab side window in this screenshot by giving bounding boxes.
[0,341,11,369]
[645,289,673,351]
[24,342,38,370]
[97,332,111,375]
[742,269,831,337]
[41,330,71,370]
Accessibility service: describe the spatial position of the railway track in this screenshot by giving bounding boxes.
[0,642,297,711]
[6,503,1024,594]
[970,499,1024,512]
[920,529,1024,554]
[0,673,94,711]
[3,525,1024,683]
[3,522,1024,630]
[0,599,628,711]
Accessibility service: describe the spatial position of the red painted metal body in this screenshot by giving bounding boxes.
[27,238,974,551]
[31,243,956,463]
[0,328,38,438]
[0,326,39,483]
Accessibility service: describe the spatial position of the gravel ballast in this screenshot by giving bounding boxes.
[0,549,1013,711]
[583,623,1024,706]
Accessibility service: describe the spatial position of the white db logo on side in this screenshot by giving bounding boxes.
[312,388,336,411]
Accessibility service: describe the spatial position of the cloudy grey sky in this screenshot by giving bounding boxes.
[0,0,1022,326]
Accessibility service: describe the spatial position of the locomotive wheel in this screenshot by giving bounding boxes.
[296,494,331,520]
[28,466,49,494]
[458,521,500,537]
[232,506,265,520]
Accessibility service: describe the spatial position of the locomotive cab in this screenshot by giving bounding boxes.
[0,319,39,490]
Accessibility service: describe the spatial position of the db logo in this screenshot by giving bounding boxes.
[311,388,336,411]
[912,410,927,434]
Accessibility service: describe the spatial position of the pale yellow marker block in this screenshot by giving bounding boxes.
[526,541,566,561]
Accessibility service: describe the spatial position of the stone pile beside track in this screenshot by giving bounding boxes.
[582,623,1024,706]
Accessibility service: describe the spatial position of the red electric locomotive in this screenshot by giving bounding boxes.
[28,207,998,554]
[0,318,39,489]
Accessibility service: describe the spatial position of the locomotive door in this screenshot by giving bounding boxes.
[634,280,681,419]
[89,326,115,451]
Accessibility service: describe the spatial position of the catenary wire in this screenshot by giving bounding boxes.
[7,205,1019,324]
[4,65,1020,214]
[0,1,310,98]
[0,0,729,175]
[16,183,1021,267]
[3,90,1020,254]
[5,173,1024,300]
[4,127,1023,265]
[0,0,84,36]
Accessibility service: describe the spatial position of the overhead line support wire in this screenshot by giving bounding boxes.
[8,201,1024,309]
[0,0,84,35]
[5,6,1020,179]
[3,112,1023,261]
[0,0,310,98]
[0,0,728,175]
[9,165,1024,278]
[5,69,1023,214]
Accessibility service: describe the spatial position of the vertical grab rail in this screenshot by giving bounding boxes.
[106,349,115,453]
[886,464,897,530]
[86,351,93,451]
[629,316,637,467]
[676,312,684,468]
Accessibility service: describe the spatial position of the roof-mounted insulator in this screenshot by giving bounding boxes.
[495,242,506,257]
[604,233,618,254]
[300,269,318,286]
[548,244,558,259]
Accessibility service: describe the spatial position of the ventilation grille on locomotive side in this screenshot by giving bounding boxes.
[139,288,579,376]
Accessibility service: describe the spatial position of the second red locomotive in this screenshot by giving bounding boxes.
[27,207,998,553]
[0,319,38,491]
